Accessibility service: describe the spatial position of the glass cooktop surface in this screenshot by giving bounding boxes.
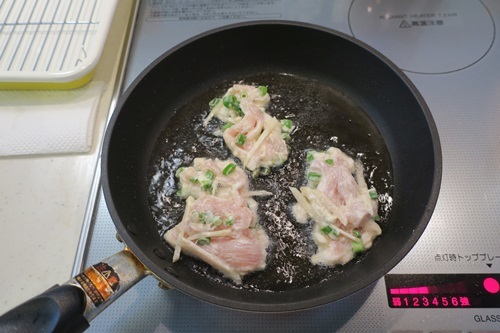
[77,1,500,332]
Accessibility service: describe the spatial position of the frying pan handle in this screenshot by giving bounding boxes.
[0,284,89,333]
[0,250,148,332]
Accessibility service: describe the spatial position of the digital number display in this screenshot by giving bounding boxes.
[385,274,500,308]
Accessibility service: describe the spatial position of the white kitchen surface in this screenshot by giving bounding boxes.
[0,0,136,315]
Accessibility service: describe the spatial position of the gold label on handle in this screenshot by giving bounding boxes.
[75,262,120,307]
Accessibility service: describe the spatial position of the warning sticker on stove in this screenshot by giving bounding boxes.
[379,11,458,28]
[148,0,283,21]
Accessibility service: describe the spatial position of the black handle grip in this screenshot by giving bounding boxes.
[0,284,89,333]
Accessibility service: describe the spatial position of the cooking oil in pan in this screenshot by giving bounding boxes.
[148,73,393,292]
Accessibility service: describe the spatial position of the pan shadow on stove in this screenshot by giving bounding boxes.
[88,277,377,333]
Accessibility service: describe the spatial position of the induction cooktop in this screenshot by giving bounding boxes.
[75,1,500,332]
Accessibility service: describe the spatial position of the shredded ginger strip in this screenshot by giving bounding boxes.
[173,196,195,262]
[203,101,223,127]
[244,117,278,168]
[289,187,359,242]
[177,236,242,283]
[245,190,273,197]
[187,229,232,241]
[300,187,348,226]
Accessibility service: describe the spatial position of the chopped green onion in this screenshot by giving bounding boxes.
[225,217,234,226]
[221,123,233,131]
[222,163,236,176]
[352,241,364,253]
[331,228,339,237]
[280,119,293,129]
[189,177,199,184]
[321,225,333,234]
[307,172,322,182]
[211,216,223,226]
[233,104,244,117]
[205,170,215,180]
[281,133,291,142]
[176,189,184,197]
[223,95,243,116]
[196,237,211,246]
[373,214,381,222]
[209,98,219,108]
[306,151,314,162]
[201,180,212,192]
[325,159,334,165]
[223,95,237,108]
[240,92,248,98]
[369,190,378,200]
[236,133,246,145]
[175,167,184,177]
[198,213,207,224]
[353,230,362,238]
[258,85,267,95]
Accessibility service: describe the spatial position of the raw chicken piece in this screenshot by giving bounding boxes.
[164,195,269,283]
[176,158,250,199]
[204,84,291,172]
[223,103,288,171]
[203,84,270,126]
[290,147,382,267]
[311,224,354,266]
[167,158,271,283]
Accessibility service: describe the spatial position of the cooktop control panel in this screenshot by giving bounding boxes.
[385,274,500,308]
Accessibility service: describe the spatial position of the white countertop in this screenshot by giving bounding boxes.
[0,0,136,315]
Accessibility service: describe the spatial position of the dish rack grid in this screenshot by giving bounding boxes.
[0,0,117,87]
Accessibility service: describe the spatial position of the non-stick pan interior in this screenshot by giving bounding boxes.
[102,21,441,312]
[147,72,394,291]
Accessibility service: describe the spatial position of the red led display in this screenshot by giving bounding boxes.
[385,274,500,308]
[389,295,471,308]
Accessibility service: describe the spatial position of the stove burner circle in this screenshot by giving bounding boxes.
[348,0,495,74]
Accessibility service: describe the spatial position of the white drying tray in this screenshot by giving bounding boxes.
[0,0,118,89]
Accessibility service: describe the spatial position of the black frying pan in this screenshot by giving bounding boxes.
[0,21,441,333]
